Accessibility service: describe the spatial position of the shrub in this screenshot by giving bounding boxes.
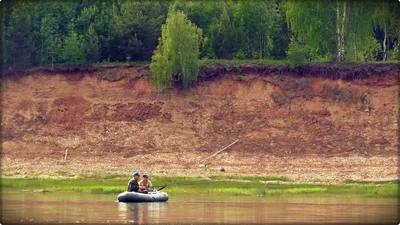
[236,63,244,81]
[287,39,313,67]
[234,49,246,60]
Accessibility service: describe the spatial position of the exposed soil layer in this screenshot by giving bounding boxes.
[2,63,399,182]
[200,62,399,81]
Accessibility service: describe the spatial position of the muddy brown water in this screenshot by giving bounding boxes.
[1,192,398,224]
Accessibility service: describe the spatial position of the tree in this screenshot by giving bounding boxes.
[371,1,400,60]
[233,0,277,59]
[91,2,116,62]
[169,0,226,58]
[5,2,34,69]
[40,14,63,67]
[63,22,84,65]
[284,0,398,62]
[105,1,169,62]
[82,25,100,63]
[3,0,398,70]
[344,1,376,62]
[271,0,291,59]
[76,5,99,33]
[285,0,336,61]
[336,0,347,62]
[209,5,234,59]
[150,11,202,89]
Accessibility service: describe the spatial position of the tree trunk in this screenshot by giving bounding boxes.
[40,37,43,67]
[336,1,341,61]
[340,0,346,62]
[354,24,358,61]
[260,32,262,59]
[398,21,400,59]
[354,34,358,61]
[383,25,387,61]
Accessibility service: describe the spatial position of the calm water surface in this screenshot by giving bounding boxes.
[2,191,398,224]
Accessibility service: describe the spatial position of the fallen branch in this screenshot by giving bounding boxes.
[200,139,239,165]
[64,149,68,161]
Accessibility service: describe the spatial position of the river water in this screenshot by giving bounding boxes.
[2,191,398,224]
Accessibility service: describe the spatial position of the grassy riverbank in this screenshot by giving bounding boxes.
[1,174,398,197]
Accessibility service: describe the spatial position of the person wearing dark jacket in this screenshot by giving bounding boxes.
[126,172,140,192]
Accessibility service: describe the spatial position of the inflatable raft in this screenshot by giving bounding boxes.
[117,191,169,203]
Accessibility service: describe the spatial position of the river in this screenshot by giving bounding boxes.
[2,191,398,224]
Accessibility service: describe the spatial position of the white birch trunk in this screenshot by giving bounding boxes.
[340,0,346,62]
[336,1,341,61]
[383,25,387,61]
[398,21,400,58]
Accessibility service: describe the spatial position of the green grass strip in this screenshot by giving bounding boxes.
[1,176,398,197]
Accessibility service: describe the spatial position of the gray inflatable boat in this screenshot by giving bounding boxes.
[117,191,169,203]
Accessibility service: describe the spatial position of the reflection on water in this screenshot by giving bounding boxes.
[118,202,167,224]
[1,191,398,224]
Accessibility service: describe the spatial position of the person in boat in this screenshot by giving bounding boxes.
[139,174,153,192]
[126,171,140,192]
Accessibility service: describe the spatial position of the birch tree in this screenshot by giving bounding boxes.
[284,0,336,60]
[372,1,399,60]
[336,0,347,62]
[150,11,202,89]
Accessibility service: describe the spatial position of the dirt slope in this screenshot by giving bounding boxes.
[2,64,399,182]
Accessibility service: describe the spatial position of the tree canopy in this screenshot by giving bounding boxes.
[150,11,202,89]
[2,0,399,71]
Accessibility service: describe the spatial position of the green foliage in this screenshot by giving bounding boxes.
[285,0,336,59]
[93,61,149,67]
[5,2,34,69]
[270,1,291,59]
[109,1,168,61]
[344,179,399,185]
[285,0,399,62]
[235,63,244,81]
[234,49,246,60]
[63,22,84,65]
[150,11,202,88]
[82,25,100,63]
[2,176,398,197]
[361,37,382,62]
[202,59,287,66]
[204,46,217,59]
[286,39,312,67]
[209,5,234,59]
[2,0,399,71]
[233,0,277,59]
